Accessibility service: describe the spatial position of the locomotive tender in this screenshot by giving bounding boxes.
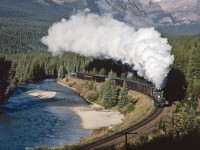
[73,72,168,107]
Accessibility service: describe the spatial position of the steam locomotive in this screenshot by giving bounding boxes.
[73,72,168,107]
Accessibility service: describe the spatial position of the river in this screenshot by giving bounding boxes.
[0,79,91,150]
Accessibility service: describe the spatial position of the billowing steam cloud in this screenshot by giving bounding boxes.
[41,11,174,89]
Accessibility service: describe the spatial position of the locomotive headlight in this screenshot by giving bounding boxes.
[157,95,161,99]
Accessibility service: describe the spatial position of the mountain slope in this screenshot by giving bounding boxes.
[106,0,200,25]
[0,0,86,21]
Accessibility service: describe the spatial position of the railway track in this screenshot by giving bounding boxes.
[74,107,163,150]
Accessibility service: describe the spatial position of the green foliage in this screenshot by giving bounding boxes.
[123,102,135,113]
[118,81,129,108]
[120,73,126,79]
[58,65,65,79]
[99,71,117,108]
[192,79,200,101]
[93,81,97,91]
[169,35,200,105]
[87,90,99,102]
[87,80,95,90]
[99,68,107,75]
[91,68,98,74]
[0,0,83,21]
[0,55,16,103]
[186,49,200,81]
[84,80,89,86]
[3,52,92,83]
[185,106,198,132]
[0,19,50,54]
[139,133,149,144]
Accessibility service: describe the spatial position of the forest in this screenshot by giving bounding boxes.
[0,18,200,110]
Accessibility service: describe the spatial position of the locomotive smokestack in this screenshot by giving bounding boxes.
[41,10,174,89]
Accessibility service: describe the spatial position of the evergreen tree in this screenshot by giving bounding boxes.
[187,49,200,81]
[93,80,97,91]
[185,106,198,132]
[88,80,94,90]
[103,71,117,108]
[58,65,65,79]
[91,68,98,74]
[0,55,12,103]
[99,68,107,75]
[99,82,105,99]
[118,81,129,108]
[121,73,126,79]
[192,78,200,102]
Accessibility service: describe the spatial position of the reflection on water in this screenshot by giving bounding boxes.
[0,79,91,150]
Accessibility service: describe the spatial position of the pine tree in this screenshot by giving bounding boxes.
[185,106,198,132]
[99,68,107,75]
[193,78,200,102]
[99,82,106,99]
[121,73,126,79]
[185,48,200,103]
[93,80,97,91]
[187,49,200,81]
[118,81,129,108]
[100,71,117,108]
[58,65,65,79]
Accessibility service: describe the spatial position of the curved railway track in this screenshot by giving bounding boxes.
[74,107,163,150]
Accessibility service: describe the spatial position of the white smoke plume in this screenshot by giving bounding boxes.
[41,11,174,89]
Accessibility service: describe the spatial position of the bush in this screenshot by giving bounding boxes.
[124,102,135,113]
[139,133,149,143]
[87,91,99,102]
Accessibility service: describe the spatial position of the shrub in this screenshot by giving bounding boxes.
[87,91,99,102]
[124,102,135,113]
[139,133,149,144]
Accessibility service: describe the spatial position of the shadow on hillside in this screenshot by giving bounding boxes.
[164,68,187,105]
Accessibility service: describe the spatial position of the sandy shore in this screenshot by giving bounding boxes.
[57,81,125,129]
[71,104,124,130]
[26,90,56,99]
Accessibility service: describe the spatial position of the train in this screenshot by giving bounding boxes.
[72,72,168,107]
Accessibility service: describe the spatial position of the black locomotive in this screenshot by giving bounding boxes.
[73,72,168,107]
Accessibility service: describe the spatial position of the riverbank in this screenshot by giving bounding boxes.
[58,81,125,129]
[57,76,156,144]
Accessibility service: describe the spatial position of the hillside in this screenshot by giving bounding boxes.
[104,0,200,25]
[0,0,80,21]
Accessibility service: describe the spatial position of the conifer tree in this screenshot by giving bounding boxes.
[118,81,129,108]
[99,82,105,99]
[103,71,117,107]
[192,78,200,101]
[99,68,107,75]
[187,49,200,80]
[121,73,126,79]
[185,106,197,132]
[58,65,65,79]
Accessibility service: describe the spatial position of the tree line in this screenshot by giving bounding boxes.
[169,35,200,106]
[0,55,16,104]
[0,33,200,109]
